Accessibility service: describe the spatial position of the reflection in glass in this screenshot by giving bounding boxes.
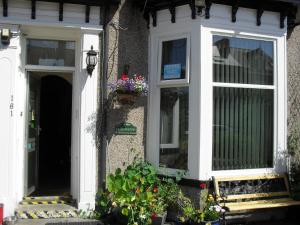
[213,36,273,85]
[27,39,75,67]
[160,87,189,170]
[161,38,187,80]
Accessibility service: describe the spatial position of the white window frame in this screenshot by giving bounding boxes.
[148,13,287,181]
[211,34,276,169]
[158,33,191,86]
[199,27,286,180]
[148,31,192,177]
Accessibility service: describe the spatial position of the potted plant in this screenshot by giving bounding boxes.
[105,158,169,225]
[109,73,148,104]
[150,197,167,225]
[191,193,225,225]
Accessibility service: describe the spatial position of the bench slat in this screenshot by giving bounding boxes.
[226,198,300,212]
[224,191,290,200]
[214,174,285,182]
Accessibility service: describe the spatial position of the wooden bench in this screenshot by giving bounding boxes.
[213,174,300,212]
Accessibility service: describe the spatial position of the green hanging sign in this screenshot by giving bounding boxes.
[115,122,137,135]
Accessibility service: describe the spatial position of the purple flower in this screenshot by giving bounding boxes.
[108,74,148,96]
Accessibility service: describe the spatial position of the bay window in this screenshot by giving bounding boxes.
[148,22,286,180]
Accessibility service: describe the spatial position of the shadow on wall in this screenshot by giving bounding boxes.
[105,94,147,144]
[114,0,148,143]
[94,0,149,186]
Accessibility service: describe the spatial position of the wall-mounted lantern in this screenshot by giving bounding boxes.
[86,45,98,76]
[1,28,11,45]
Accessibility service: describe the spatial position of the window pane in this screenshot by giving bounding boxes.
[213,87,274,170]
[213,36,273,85]
[27,39,75,66]
[161,38,187,80]
[160,87,189,170]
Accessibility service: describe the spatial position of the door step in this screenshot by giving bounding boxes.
[16,196,78,219]
[15,209,78,219]
[20,196,74,205]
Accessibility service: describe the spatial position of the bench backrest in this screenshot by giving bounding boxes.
[213,174,291,202]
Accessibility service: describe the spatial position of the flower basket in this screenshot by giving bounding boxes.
[109,73,148,105]
[117,93,139,104]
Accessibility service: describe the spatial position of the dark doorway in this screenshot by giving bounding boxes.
[35,75,72,196]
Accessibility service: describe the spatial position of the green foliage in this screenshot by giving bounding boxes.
[199,194,224,222]
[105,159,168,225]
[288,129,300,162]
[95,189,111,217]
[178,188,223,223]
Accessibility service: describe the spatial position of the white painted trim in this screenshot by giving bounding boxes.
[25,65,75,72]
[19,26,100,212]
[0,0,102,29]
[0,18,103,30]
[199,28,285,180]
[212,83,275,90]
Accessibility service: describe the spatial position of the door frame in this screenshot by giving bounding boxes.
[24,73,41,195]
[20,25,101,210]
[24,68,75,196]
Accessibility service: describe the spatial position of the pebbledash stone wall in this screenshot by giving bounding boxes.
[103,0,148,177]
[288,26,300,147]
[287,25,300,198]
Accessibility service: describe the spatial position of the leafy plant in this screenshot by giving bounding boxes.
[199,193,224,222]
[106,159,166,225]
[177,183,224,224]
[95,189,111,217]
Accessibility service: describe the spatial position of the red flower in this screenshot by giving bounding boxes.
[153,186,158,193]
[121,73,129,81]
[151,213,157,220]
[199,183,207,189]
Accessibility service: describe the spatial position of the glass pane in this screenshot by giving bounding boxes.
[27,39,75,66]
[160,104,174,144]
[213,87,274,170]
[213,36,273,85]
[160,87,189,170]
[161,38,187,80]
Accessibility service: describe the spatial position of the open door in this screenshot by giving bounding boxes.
[26,74,41,195]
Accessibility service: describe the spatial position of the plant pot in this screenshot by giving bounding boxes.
[111,208,128,225]
[152,212,167,225]
[199,219,220,225]
[117,93,138,104]
[174,218,190,225]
